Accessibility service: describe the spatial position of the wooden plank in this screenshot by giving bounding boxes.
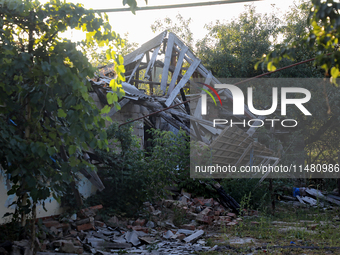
[235,142,253,167]
[306,188,340,206]
[145,46,161,80]
[127,53,145,84]
[326,194,340,201]
[300,196,317,206]
[124,30,166,66]
[296,195,306,204]
[255,155,280,161]
[210,126,245,165]
[165,58,200,107]
[175,43,256,120]
[160,33,175,93]
[167,45,188,94]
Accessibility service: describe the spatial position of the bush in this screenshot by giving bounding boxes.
[84,123,191,217]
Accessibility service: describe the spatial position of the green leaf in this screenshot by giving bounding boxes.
[267,62,276,72]
[68,145,77,155]
[100,105,111,114]
[331,66,339,78]
[57,109,67,118]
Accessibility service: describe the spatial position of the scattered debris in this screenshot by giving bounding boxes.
[29,198,240,255]
[280,187,340,208]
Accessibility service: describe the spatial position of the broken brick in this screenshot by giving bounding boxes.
[196,215,213,225]
[134,218,146,226]
[219,216,232,222]
[80,205,103,218]
[193,198,204,206]
[180,224,196,230]
[76,222,94,231]
[43,220,60,228]
[203,198,214,207]
[227,212,236,218]
[199,208,211,216]
[132,226,148,233]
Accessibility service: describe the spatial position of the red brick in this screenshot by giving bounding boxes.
[76,222,94,231]
[180,224,196,230]
[199,208,211,216]
[219,216,232,222]
[193,198,204,206]
[134,218,146,226]
[43,220,60,228]
[227,212,236,218]
[203,198,214,207]
[196,215,214,225]
[80,205,103,217]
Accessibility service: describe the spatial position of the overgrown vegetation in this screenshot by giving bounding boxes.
[84,123,191,217]
[199,204,340,255]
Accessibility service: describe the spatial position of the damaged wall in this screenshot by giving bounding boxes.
[90,91,149,147]
[0,173,95,224]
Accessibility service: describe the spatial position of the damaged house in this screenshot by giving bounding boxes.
[90,30,278,171]
[0,31,278,222]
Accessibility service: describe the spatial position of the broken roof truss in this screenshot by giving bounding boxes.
[97,31,279,169]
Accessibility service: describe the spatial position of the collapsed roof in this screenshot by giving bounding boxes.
[92,31,279,170]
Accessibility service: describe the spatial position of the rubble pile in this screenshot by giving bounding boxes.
[27,190,242,254]
[278,187,340,208]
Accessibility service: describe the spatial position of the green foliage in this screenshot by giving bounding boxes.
[151,14,194,49]
[261,0,340,81]
[85,125,190,217]
[220,179,270,209]
[0,0,125,222]
[196,4,280,78]
[123,0,148,15]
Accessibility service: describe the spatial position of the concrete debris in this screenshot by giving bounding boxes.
[125,231,141,246]
[30,196,240,254]
[183,230,205,243]
[163,230,175,239]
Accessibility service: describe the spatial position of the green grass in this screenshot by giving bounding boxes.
[198,203,340,255]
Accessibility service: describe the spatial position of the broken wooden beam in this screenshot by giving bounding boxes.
[160,33,175,93]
